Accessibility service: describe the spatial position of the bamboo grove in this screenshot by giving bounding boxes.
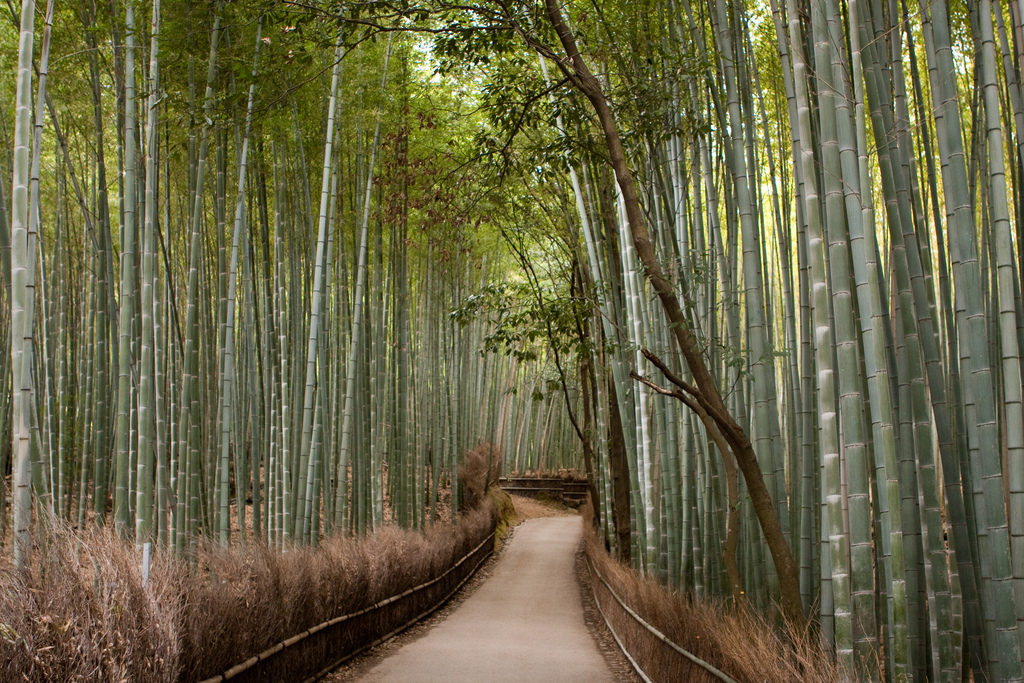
[7,0,1024,680]
[425,0,1024,679]
[0,1,580,565]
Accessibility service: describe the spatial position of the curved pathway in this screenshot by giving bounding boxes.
[357,515,614,682]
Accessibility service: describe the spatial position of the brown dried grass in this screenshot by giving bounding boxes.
[0,518,183,681]
[1,503,497,682]
[457,442,503,510]
[508,493,567,520]
[582,508,842,682]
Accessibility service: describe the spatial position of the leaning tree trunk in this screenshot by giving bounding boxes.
[540,0,806,630]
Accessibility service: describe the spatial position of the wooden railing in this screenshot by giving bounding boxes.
[498,476,589,506]
[199,524,495,683]
[584,555,737,683]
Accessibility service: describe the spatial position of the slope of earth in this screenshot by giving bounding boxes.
[342,513,616,682]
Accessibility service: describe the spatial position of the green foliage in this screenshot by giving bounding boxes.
[13,0,1024,678]
[451,279,590,362]
[433,14,517,70]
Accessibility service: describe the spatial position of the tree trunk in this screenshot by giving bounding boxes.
[542,0,806,629]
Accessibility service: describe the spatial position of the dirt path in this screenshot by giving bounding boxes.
[355,515,616,683]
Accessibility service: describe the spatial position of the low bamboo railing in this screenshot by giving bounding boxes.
[200,525,495,683]
[584,555,737,683]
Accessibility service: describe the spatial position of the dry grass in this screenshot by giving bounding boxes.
[487,487,518,548]
[1,504,497,682]
[582,509,842,682]
[0,519,183,681]
[458,442,503,510]
[509,493,572,520]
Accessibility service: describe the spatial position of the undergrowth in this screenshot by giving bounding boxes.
[457,442,503,509]
[486,486,517,547]
[582,506,842,682]
[0,504,496,681]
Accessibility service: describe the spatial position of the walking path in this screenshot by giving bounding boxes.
[357,515,615,682]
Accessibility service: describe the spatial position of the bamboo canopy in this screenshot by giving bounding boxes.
[6,0,1024,678]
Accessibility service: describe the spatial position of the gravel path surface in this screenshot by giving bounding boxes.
[353,515,616,682]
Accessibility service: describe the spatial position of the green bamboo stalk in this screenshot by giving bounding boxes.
[175,5,222,555]
[81,0,116,525]
[113,0,139,535]
[136,0,162,546]
[31,0,56,519]
[215,19,262,545]
[335,38,391,531]
[712,0,787,551]
[976,0,1024,658]
[919,1,1015,674]
[812,0,880,668]
[10,0,36,568]
[296,37,343,541]
[782,0,847,657]
[845,0,909,673]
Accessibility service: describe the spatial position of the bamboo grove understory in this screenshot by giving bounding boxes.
[5,0,1024,680]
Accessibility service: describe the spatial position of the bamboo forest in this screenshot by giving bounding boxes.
[5,0,1024,680]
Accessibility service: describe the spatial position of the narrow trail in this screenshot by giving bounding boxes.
[356,515,615,683]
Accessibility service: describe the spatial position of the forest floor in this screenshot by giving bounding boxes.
[323,495,637,682]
